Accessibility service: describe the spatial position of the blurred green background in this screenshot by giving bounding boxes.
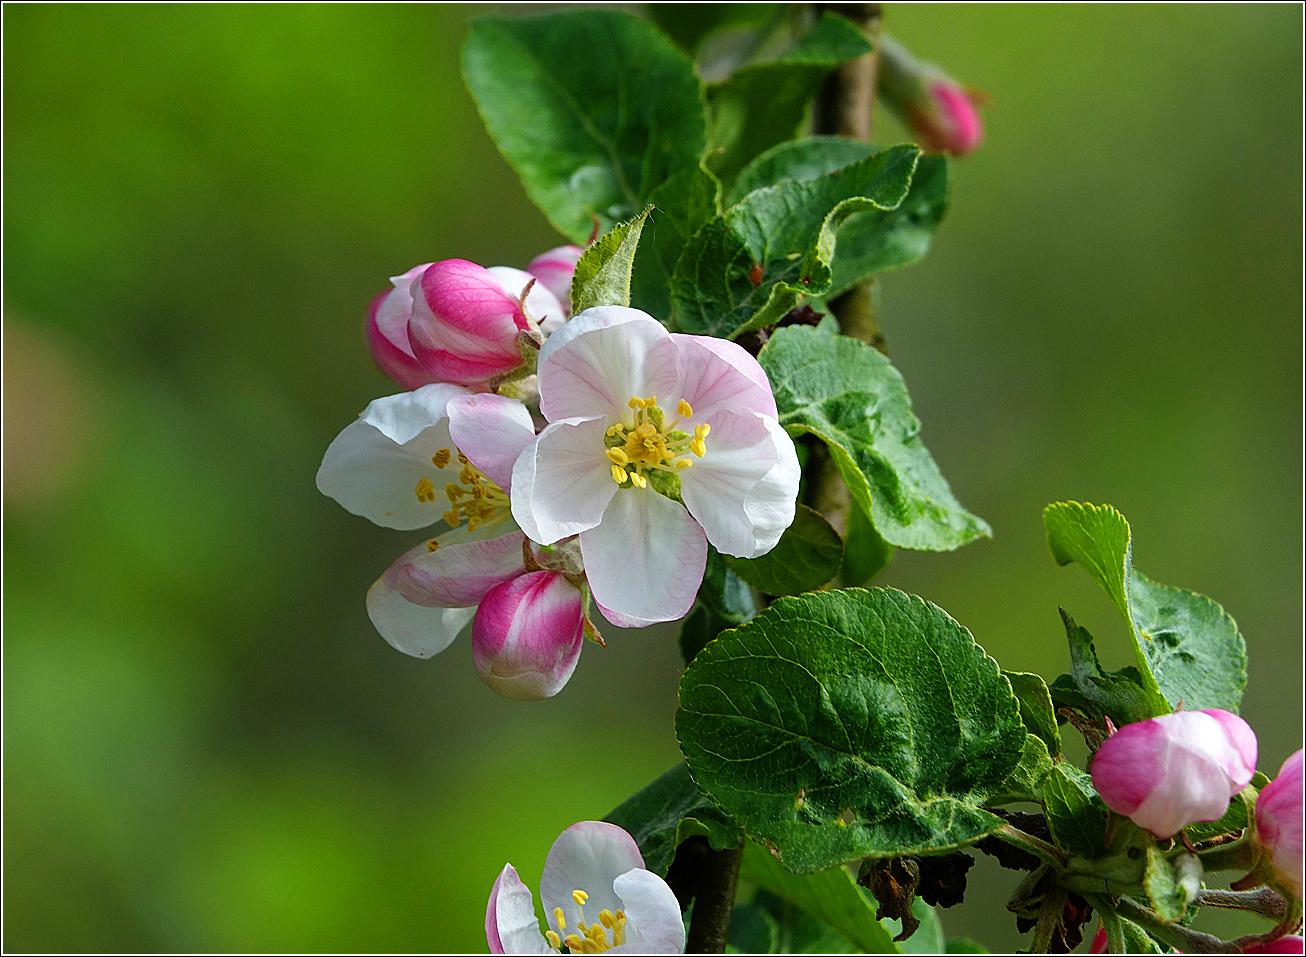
[4,4,1300,952]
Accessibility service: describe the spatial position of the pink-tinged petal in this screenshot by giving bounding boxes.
[671,334,777,419]
[1205,709,1259,787]
[447,393,537,492]
[316,386,471,531]
[473,571,585,701]
[528,245,583,311]
[1088,926,1107,954]
[511,417,615,545]
[409,260,528,389]
[489,265,568,335]
[487,864,553,955]
[927,81,983,156]
[1257,750,1305,897]
[366,568,475,659]
[388,531,526,608]
[540,822,645,934]
[680,411,797,558]
[580,490,706,626]
[1092,719,1168,815]
[612,869,687,954]
[537,307,680,421]
[1243,936,1306,954]
[366,264,438,390]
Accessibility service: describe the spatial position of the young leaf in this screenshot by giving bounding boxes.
[741,842,897,953]
[570,206,653,313]
[725,504,843,596]
[760,326,991,552]
[677,588,1026,872]
[646,4,776,59]
[750,889,863,954]
[1044,501,1248,714]
[989,733,1054,805]
[726,900,782,954]
[671,145,920,338]
[630,164,721,321]
[1049,608,1161,726]
[697,545,756,624]
[706,13,872,189]
[462,11,706,243]
[1043,764,1108,859]
[1004,671,1062,757]
[1143,846,1200,921]
[732,136,950,297]
[602,762,743,878]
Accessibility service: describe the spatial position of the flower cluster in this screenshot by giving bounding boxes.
[319,251,799,700]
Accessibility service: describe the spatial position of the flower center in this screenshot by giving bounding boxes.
[546,889,627,954]
[604,396,709,489]
[414,448,509,535]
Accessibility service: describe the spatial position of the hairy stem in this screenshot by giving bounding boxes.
[684,843,744,954]
[993,823,1068,869]
[1114,897,1240,954]
[1197,887,1287,920]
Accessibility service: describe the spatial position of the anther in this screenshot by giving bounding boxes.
[677,399,693,418]
[427,539,439,552]
[545,930,562,949]
[554,907,567,931]
[630,472,648,489]
[610,464,628,485]
[628,397,644,410]
[690,439,706,457]
[572,890,588,906]
[563,934,582,951]
[676,458,692,470]
[443,509,459,526]
[432,449,452,469]
[606,448,628,466]
[598,910,615,929]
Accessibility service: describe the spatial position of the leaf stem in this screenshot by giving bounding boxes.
[1197,886,1287,920]
[993,822,1068,869]
[684,843,744,954]
[1092,899,1127,954]
[1113,896,1240,954]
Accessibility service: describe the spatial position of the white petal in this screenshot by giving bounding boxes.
[387,531,527,608]
[317,391,470,531]
[680,411,798,558]
[579,490,706,624]
[366,569,475,659]
[489,265,567,334]
[447,392,538,492]
[540,822,644,935]
[613,869,687,954]
[511,418,616,545]
[487,864,553,955]
[537,308,680,421]
[671,334,778,420]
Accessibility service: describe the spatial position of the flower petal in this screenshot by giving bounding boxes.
[537,307,680,421]
[580,490,706,625]
[487,864,553,955]
[366,567,476,659]
[528,245,583,312]
[387,531,527,609]
[409,260,527,389]
[316,385,472,531]
[612,868,687,954]
[680,411,799,558]
[672,334,777,419]
[511,417,616,545]
[540,822,644,935]
[489,265,568,335]
[473,571,585,701]
[447,392,538,492]
[366,264,436,390]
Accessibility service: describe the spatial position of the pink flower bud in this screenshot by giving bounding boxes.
[1091,709,1257,839]
[1256,750,1304,897]
[365,263,440,391]
[488,265,568,335]
[472,570,584,701]
[1242,937,1305,954]
[878,35,984,157]
[407,259,532,392]
[527,244,583,314]
[1089,926,1107,954]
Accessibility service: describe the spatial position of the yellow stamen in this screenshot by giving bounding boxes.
[598,910,615,929]
[628,397,645,410]
[573,890,589,906]
[545,930,562,949]
[695,423,711,439]
[677,399,693,418]
[690,438,706,457]
[606,448,628,466]
[554,908,567,931]
[645,395,657,405]
[610,464,628,485]
[432,448,452,469]
[563,934,583,951]
[427,539,439,552]
[457,451,469,465]
[676,458,692,470]
[630,472,647,489]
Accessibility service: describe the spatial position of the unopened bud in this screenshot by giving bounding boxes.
[1255,749,1304,898]
[527,245,584,316]
[472,571,584,701]
[878,35,984,157]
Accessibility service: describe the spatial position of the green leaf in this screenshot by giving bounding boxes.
[677,588,1026,872]
[462,11,705,243]
[751,889,861,954]
[630,163,721,321]
[706,14,872,189]
[732,137,950,297]
[1186,792,1248,843]
[1044,765,1108,859]
[1049,609,1159,726]
[760,326,991,551]
[647,4,776,58]
[725,504,843,596]
[698,545,757,624]
[727,900,781,954]
[680,605,723,666]
[841,500,894,586]
[1004,672,1062,757]
[944,939,988,953]
[571,206,652,313]
[1144,847,1200,921]
[741,841,898,953]
[989,733,1054,805]
[671,145,920,338]
[1044,502,1248,714]
[897,899,945,955]
[602,762,743,877]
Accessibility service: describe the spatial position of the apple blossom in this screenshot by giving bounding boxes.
[510,306,800,627]
[1255,749,1304,897]
[317,384,589,699]
[1091,709,1258,839]
[366,254,571,392]
[486,821,685,954]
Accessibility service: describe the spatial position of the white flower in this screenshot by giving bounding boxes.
[487,821,685,954]
[510,307,799,627]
